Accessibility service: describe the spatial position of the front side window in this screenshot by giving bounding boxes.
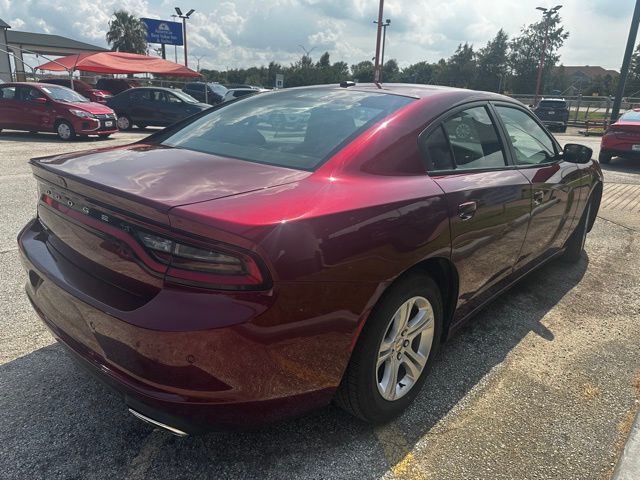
[495,106,557,165]
[424,106,506,171]
[18,87,46,102]
[155,89,414,170]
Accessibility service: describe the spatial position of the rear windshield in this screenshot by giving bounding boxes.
[620,110,640,122]
[538,100,567,109]
[156,89,414,170]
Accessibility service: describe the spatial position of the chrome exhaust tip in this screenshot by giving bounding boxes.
[128,408,189,437]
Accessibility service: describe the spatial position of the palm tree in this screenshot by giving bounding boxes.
[106,10,148,54]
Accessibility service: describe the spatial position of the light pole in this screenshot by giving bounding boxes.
[171,14,179,63]
[194,55,206,73]
[373,0,385,84]
[175,7,195,67]
[373,19,391,82]
[611,0,640,124]
[534,5,562,105]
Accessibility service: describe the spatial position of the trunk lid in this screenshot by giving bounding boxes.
[31,143,311,212]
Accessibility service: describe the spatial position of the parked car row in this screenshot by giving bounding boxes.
[0,82,214,140]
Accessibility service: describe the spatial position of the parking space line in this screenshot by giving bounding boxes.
[374,423,429,479]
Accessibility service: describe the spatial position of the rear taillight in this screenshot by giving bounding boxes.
[137,231,268,290]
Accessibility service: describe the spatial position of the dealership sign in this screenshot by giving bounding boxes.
[140,18,183,46]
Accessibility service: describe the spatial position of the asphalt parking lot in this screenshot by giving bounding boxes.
[1,128,639,480]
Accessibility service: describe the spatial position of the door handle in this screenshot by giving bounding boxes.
[458,201,477,220]
[533,190,545,206]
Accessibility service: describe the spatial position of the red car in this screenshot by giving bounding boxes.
[0,82,118,140]
[40,78,112,104]
[599,108,640,163]
[18,84,602,434]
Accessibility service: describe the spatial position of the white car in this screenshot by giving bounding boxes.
[222,87,267,103]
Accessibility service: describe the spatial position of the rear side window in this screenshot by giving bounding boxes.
[422,106,506,171]
[156,89,414,170]
[538,100,567,109]
[422,126,454,170]
[495,106,556,165]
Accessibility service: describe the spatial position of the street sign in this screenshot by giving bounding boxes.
[140,18,183,46]
[275,74,284,89]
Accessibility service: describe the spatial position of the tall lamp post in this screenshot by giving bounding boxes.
[534,4,562,105]
[170,14,179,63]
[611,0,640,124]
[373,18,391,82]
[174,7,195,67]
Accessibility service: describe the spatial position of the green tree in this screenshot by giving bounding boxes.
[106,10,148,54]
[509,11,569,94]
[399,61,434,84]
[624,43,640,96]
[351,61,375,82]
[446,43,476,88]
[474,29,509,92]
[382,59,400,82]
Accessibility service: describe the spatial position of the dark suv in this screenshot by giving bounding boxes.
[533,98,569,132]
[182,82,227,105]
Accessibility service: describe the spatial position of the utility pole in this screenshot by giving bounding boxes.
[373,18,390,82]
[534,5,562,105]
[171,14,179,63]
[373,0,384,84]
[611,0,640,124]
[175,7,195,67]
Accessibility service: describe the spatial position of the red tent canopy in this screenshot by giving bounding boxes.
[36,51,201,77]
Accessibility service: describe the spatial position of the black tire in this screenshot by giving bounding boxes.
[598,150,612,164]
[563,197,592,263]
[116,114,133,131]
[560,125,567,133]
[55,120,76,141]
[335,273,443,423]
[136,123,147,130]
[98,134,111,139]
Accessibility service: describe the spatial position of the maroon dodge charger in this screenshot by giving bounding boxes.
[19,84,602,435]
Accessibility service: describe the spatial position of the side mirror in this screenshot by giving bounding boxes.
[563,143,593,164]
[33,97,47,104]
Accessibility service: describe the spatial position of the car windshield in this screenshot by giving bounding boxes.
[620,111,640,122]
[39,85,89,103]
[156,89,414,171]
[172,90,199,103]
[538,100,566,109]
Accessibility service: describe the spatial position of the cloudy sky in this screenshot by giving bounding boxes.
[0,0,635,72]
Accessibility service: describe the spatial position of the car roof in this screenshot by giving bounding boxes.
[125,87,178,92]
[268,83,517,104]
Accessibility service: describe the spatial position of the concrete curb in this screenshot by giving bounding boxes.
[613,409,640,480]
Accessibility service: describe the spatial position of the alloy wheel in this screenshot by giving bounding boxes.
[57,122,72,140]
[117,116,130,130]
[376,296,435,401]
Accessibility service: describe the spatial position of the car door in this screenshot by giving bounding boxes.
[0,85,23,129]
[492,104,584,271]
[156,91,185,125]
[129,90,153,124]
[18,86,53,132]
[420,104,532,322]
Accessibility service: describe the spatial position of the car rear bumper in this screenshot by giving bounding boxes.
[18,217,364,430]
[540,120,567,127]
[601,137,640,157]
